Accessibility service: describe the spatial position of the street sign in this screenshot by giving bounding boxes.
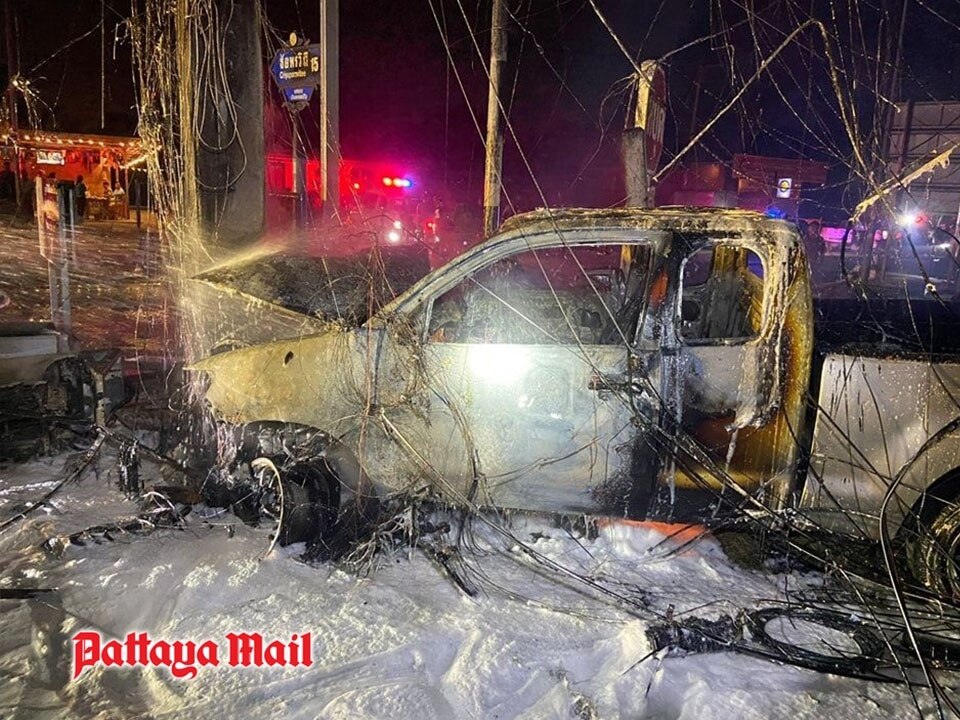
[270,44,321,90]
[270,42,321,112]
[776,177,793,198]
[283,87,315,104]
[270,36,323,225]
[633,60,667,175]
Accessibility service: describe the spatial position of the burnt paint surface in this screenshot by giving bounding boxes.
[665,241,813,506]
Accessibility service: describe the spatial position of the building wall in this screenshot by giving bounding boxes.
[888,101,960,220]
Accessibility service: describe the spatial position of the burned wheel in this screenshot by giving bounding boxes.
[910,500,960,599]
[253,457,340,546]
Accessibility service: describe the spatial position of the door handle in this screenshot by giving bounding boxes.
[588,372,646,396]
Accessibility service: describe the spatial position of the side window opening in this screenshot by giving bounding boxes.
[680,245,765,343]
[426,243,652,345]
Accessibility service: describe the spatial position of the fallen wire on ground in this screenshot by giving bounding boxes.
[0,430,106,534]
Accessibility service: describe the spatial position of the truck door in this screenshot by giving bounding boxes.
[379,237,665,516]
[655,237,784,515]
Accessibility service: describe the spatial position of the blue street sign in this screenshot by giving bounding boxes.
[270,44,322,91]
[283,86,315,104]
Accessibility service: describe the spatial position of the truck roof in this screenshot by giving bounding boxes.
[499,206,792,237]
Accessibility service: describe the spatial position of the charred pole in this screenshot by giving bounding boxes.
[482,0,507,237]
[623,67,656,209]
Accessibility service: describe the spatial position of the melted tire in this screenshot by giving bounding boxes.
[277,475,320,546]
[258,458,339,547]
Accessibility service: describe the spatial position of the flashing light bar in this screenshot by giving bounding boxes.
[381,176,413,189]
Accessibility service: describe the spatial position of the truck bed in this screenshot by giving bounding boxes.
[815,297,960,356]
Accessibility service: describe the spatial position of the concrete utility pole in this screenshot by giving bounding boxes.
[50,184,74,340]
[3,0,14,134]
[292,113,306,228]
[198,0,264,242]
[100,0,105,129]
[175,0,200,259]
[482,0,507,237]
[320,0,339,220]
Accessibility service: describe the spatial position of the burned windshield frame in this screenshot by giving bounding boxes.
[419,238,657,346]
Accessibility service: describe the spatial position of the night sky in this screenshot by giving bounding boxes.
[7,0,960,218]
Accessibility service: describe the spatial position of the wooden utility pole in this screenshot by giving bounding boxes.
[623,62,665,209]
[622,128,650,208]
[320,0,339,220]
[482,0,507,237]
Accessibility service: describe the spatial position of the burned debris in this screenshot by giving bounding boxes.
[0,323,126,462]
[645,605,902,681]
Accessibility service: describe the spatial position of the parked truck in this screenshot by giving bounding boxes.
[190,206,960,596]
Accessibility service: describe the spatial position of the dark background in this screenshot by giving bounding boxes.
[6,0,960,219]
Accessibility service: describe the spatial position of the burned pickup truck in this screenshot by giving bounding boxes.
[191,207,960,595]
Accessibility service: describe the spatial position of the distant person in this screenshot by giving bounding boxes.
[74,175,87,220]
[109,182,126,220]
[19,171,38,216]
[804,219,826,265]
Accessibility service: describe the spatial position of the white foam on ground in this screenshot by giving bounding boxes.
[0,452,952,718]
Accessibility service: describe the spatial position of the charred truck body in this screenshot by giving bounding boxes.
[192,207,960,595]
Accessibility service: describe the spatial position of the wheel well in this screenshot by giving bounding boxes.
[235,421,381,551]
[898,468,960,543]
[232,421,371,504]
[234,421,330,461]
